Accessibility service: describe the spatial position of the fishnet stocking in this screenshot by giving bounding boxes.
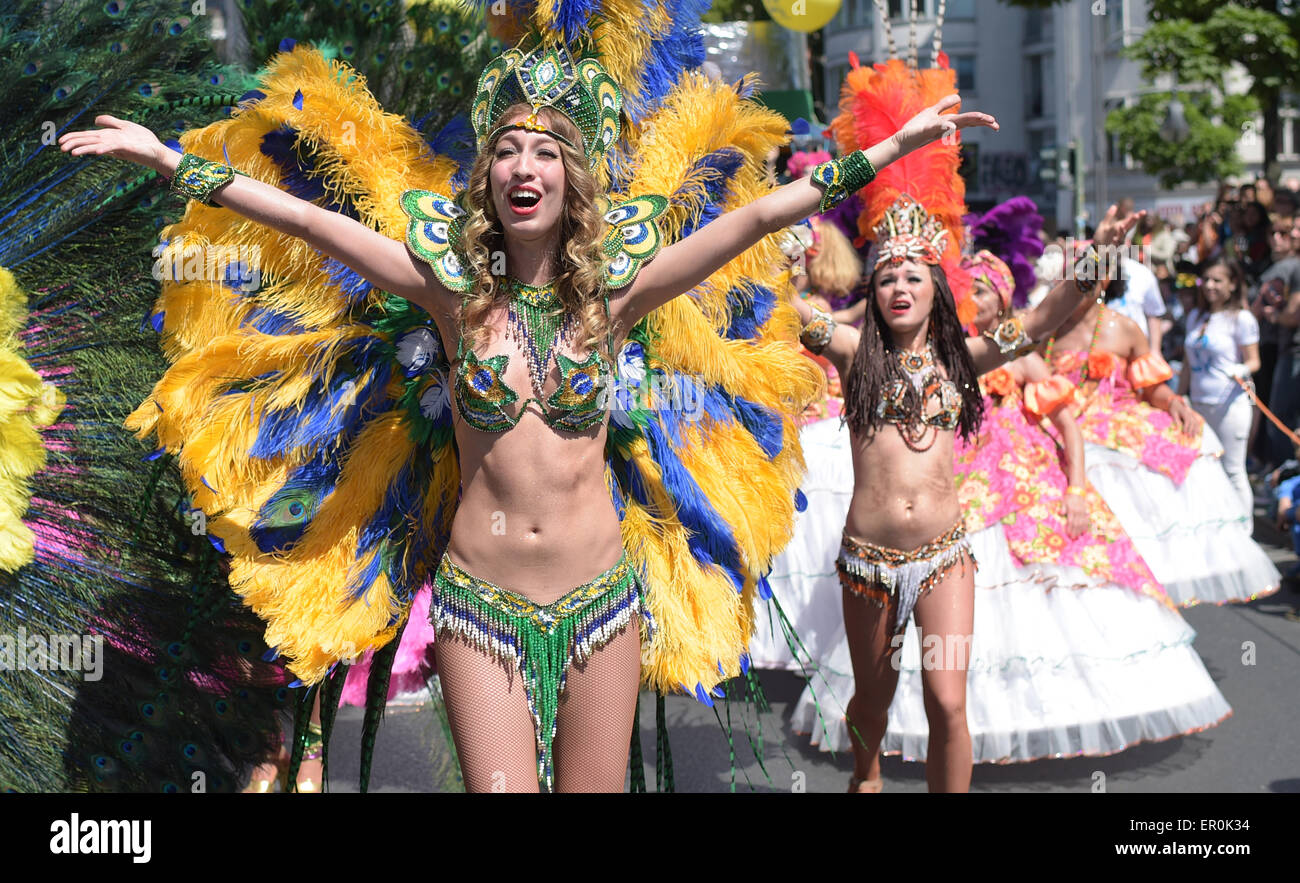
[436,632,540,793]
[435,622,642,793]
[552,622,641,793]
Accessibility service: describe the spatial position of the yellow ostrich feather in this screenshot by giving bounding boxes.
[0,268,67,572]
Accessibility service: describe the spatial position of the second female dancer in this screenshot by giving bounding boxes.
[790,199,1139,792]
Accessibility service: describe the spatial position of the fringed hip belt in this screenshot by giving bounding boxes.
[429,552,653,790]
[836,521,974,634]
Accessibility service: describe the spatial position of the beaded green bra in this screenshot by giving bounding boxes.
[399,187,667,434]
[453,279,612,433]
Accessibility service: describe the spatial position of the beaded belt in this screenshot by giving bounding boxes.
[836,521,974,634]
[430,552,651,790]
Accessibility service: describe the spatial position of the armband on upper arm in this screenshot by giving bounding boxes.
[799,305,836,355]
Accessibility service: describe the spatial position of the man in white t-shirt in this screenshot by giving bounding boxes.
[1107,257,1166,353]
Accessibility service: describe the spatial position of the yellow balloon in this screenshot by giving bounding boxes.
[762,0,842,33]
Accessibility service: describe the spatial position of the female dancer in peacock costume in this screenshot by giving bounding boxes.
[791,247,1232,764]
[60,0,998,791]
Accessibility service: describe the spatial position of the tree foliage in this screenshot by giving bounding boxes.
[1109,1,1300,185]
[702,0,772,23]
[1106,91,1257,188]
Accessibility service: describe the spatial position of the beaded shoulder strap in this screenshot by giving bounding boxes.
[399,190,474,293]
[599,193,669,289]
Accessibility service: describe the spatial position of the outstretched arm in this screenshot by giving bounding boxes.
[59,115,452,315]
[613,96,998,326]
[966,205,1144,375]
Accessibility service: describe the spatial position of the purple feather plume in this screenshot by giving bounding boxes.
[963,197,1045,308]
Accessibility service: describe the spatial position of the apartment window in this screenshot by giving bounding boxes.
[953,55,975,92]
[1281,110,1299,161]
[945,0,974,20]
[1026,55,1044,119]
[1103,0,1124,43]
[1105,97,1129,168]
[888,0,928,20]
[1028,128,1052,194]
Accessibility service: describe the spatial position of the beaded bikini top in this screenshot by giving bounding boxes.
[877,347,962,442]
[453,279,613,434]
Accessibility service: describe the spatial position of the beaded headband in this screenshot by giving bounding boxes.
[491,113,577,151]
[472,40,621,172]
[867,194,949,271]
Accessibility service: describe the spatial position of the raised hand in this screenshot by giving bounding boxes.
[58,114,167,169]
[1093,203,1145,248]
[891,94,998,157]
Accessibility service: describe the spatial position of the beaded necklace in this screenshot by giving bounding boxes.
[895,346,939,453]
[505,277,576,398]
[1044,304,1106,386]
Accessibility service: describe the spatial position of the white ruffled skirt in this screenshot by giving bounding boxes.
[748,417,853,671]
[764,419,1235,763]
[1083,428,1280,606]
[788,525,1233,762]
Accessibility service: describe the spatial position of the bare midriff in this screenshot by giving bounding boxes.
[844,425,961,552]
[439,315,625,606]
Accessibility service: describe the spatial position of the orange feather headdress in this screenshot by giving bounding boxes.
[828,51,975,327]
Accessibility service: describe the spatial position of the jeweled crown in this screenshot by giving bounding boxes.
[868,194,949,270]
[471,40,621,172]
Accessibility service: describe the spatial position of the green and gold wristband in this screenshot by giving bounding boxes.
[169,152,245,207]
[809,150,877,214]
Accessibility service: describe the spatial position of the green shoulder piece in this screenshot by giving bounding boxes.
[599,193,669,289]
[399,189,474,292]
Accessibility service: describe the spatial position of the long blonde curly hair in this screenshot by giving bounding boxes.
[458,104,613,357]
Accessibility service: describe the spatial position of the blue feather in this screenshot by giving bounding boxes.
[320,256,374,307]
[642,420,745,592]
[794,489,807,512]
[244,307,308,336]
[673,148,744,239]
[555,0,600,44]
[730,395,783,459]
[248,337,392,459]
[423,114,476,192]
[724,282,776,340]
[249,451,340,554]
[343,549,384,603]
[756,574,773,601]
[259,126,359,219]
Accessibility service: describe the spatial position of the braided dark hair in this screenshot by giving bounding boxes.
[842,264,985,441]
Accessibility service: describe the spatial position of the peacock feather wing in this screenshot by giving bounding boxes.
[125,45,462,687]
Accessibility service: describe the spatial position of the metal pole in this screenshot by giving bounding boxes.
[1091,3,1108,223]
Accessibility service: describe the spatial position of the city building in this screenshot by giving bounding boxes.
[820,0,1300,233]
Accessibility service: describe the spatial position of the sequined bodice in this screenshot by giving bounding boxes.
[452,282,614,434]
[877,349,962,432]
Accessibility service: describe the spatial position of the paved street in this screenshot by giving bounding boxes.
[326,518,1299,794]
